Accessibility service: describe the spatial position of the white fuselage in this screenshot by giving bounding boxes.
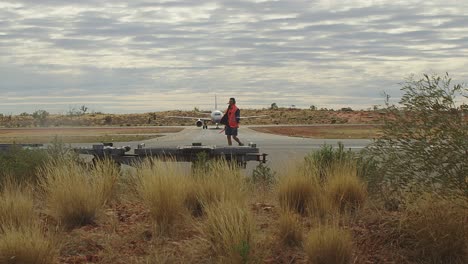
[210,110,223,124]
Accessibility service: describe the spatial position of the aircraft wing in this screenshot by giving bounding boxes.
[167,116,212,121]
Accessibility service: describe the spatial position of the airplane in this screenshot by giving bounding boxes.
[168,96,266,129]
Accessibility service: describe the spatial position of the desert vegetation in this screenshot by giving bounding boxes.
[0,105,385,129]
[0,145,465,263]
[0,73,466,263]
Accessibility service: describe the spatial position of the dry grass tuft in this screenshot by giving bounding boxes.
[400,195,468,263]
[186,159,248,216]
[91,157,121,202]
[326,162,367,212]
[277,210,303,247]
[0,179,35,231]
[0,224,57,264]
[133,158,189,235]
[202,200,254,263]
[304,225,353,264]
[39,156,118,228]
[277,168,328,217]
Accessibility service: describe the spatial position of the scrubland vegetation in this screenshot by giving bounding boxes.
[0,73,466,263]
[0,145,465,263]
[0,104,384,129]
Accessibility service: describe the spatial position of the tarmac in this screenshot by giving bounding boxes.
[110,125,374,174]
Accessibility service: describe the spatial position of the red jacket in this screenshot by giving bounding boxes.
[226,104,240,128]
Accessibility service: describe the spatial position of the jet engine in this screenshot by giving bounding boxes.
[196,119,203,127]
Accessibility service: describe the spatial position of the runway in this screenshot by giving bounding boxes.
[134,126,373,174]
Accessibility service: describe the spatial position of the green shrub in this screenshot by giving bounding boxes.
[0,146,49,186]
[366,73,468,202]
[251,163,276,194]
[304,142,355,181]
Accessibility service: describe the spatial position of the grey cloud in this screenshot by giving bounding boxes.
[1,0,467,114]
[52,38,102,50]
[437,16,468,29]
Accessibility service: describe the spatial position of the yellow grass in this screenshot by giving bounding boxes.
[326,162,367,212]
[277,166,329,217]
[188,159,248,215]
[0,180,35,231]
[304,225,354,264]
[38,156,118,228]
[133,158,189,235]
[0,225,58,264]
[202,200,254,263]
[91,158,121,202]
[277,210,303,247]
[400,195,468,263]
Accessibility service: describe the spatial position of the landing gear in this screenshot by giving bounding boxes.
[203,121,208,129]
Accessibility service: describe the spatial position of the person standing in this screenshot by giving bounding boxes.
[224,97,244,146]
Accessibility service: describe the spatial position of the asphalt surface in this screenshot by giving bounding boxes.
[91,125,373,174]
[71,125,372,175]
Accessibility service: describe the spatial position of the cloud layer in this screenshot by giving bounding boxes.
[1,0,467,114]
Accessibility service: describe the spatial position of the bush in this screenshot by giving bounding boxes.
[304,142,355,181]
[304,225,353,264]
[251,163,276,185]
[400,195,467,263]
[367,73,467,201]
[0,146,49,186]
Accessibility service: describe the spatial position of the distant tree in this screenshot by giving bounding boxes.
[104,115,112,125]
[80,105,88,115]
[270,103,278,110]
[32,110,49,126]
[19,112,30,116]
[309,105,317,111]
[340,107,353,112]
[67,107,80,117]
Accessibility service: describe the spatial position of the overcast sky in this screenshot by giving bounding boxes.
[1,0,467,114]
